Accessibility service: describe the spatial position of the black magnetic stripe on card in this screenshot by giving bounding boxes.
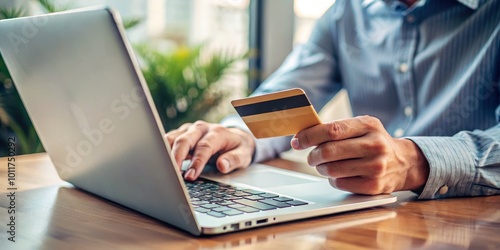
[234,94,311,117]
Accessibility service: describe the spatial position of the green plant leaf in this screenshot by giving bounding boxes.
[38,0,70,13]
[135,44,247,131]
[0,8,25,19]
[0,76,43,155]
[123,17,142,30]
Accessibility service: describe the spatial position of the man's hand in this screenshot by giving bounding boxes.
[291,116,429,195]
[165,121,255,181]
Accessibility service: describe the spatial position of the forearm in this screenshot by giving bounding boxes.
[407,124,500,199]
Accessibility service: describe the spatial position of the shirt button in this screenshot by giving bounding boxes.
[394,128,404,138]
[406,15,415,23]
[404,106,413,117]
[438,185,449,195]
[398,62,409,73]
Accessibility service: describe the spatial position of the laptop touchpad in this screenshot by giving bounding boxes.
[233,170,315,188]
[228,170,319,188]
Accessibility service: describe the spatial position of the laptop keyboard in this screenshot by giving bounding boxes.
[185,179,308,218]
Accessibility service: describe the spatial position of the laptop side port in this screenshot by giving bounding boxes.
[230,223,240,230]
[256,219,268,225]
[245,221,252,227]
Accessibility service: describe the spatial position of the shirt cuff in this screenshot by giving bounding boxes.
[405,136,476,199]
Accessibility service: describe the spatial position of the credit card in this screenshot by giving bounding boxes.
[231,88,322,138]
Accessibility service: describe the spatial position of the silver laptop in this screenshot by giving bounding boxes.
[0,7,396,235]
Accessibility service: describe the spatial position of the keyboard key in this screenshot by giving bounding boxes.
[241,189,265,195]
[189,192,201,197]
[228,204,246,209]
[217,201,235,206]
[258,193,279,198]
[199,195,213,201]
[207,198,223,203]
[192,201,209,206]
[245,195,264,201]
[260,199,291,208]
[234,206,259,213]
[213,206,231,212]
[233,192,251,197]
[201,204,219,209]
[207,211,226,218]
[286,200,308,206]
[273,197,293,202]
[195,207,210,213]
[220,195,235,200]
[234,199,277,211]
[223,209,244,216]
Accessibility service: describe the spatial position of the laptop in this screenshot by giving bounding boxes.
[0,7,396,235]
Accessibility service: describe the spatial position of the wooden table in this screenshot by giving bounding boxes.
[0,153,499,249]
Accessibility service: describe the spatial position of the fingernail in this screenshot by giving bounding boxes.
[291,138,300,150]
[328,178,337,188]
[220,159,230,172]
[185,168,195,179]
[316,165,328,176]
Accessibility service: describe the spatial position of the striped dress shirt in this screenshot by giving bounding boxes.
[222,0,500,199]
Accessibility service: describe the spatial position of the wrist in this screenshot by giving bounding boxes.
[397,138,430,191]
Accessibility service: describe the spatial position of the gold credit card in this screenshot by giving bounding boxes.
[231,88,322,138]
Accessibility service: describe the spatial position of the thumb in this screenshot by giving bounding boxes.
[216,147,252,174]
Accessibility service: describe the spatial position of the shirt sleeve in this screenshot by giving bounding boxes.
[221,5,344,163]
[406,122,500,199]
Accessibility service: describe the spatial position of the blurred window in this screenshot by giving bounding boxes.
[294,0,335,45]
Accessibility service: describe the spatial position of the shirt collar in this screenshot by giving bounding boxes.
[378,0,483,10]
[379,0,425,13]
[456,0,479,9]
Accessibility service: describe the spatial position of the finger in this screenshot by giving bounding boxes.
[329,177,388,195]
[165,123,192,147]
[292,116,383,149]
[307,136,375,166]
[171,122,208,169]
[216,146,253,174]
[187,127,254,179]
[315,157,377,178]
[184,133,222,180]
[165,130,186,148]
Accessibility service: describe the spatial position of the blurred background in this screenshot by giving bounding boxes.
[0,0,350,157]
